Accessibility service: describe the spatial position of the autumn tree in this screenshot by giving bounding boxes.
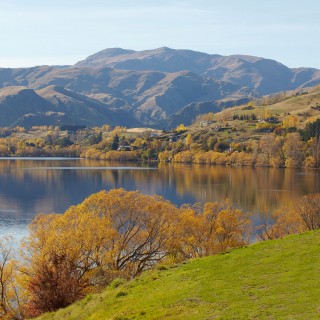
[295,194,320,230]
[283,133,306,168]
[283,115,299,129]
[175,201,251,259]
[259,194,320,240]
[175,123,187,132]
[259,134,277,165]
[0,238,23,320]
[25,252,84,318]
[306,136,320,168]
[258,133,285,167]
[258,209,305,241]
[79,189,178,277]
[185,133,193,147]
[23,190,179,314]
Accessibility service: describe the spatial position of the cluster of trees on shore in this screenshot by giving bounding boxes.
[0,126,83,157]
[168,132,320,168]
[0,189,320,319]
[0,117,320,169]
[82,118,320,169]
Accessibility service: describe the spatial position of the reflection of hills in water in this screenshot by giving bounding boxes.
[1,158,320,238]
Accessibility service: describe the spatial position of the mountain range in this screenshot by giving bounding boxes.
[1,47,320,129]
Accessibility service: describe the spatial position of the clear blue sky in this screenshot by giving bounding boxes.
[0,0,319,68]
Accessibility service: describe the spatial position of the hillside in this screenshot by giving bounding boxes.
[213,86,320,129]
[37,230,320,320]
[0,48,320,128]
[0,85,139,128]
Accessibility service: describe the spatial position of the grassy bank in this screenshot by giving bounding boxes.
[37,230,320,320]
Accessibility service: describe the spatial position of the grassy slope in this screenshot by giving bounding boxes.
[38,230,320,320]
[184,88,320,143]
[217,87,320,127]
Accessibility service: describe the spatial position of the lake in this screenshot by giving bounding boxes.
[1,158,320,240]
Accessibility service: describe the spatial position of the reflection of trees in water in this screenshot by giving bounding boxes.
[0,160,319,224]
[0,159,164,220]
[160,165,320,216]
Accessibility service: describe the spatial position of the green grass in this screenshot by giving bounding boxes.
[37,230,320,320]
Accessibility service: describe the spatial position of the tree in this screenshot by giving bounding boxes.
[79,189,177,276]
[0,238,23,320]
[56,137,73,148]
[307,136,320,168]
[283,133,306,168]
[175,124,186,132]
[301,118,320,141]
[88,132,102,145]
[185,134,193,147]
[295,194,320,230]
[23,189,179,314]
[283,115,299,129]
[259,194,320,241]
[25,252,84,318]
[111,134,119,150]
[44,134,53,146]
[175,201,251,259]
[259,134,277,165]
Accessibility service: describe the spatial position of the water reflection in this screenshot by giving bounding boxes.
[0,158,320,239]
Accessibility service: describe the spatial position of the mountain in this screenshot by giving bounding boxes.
[0,47,320,128]
[77,47,320,95]
[163,97,250,129]
[0,85,139,128]
[76,47,220,74]
[0,66,242,127]
[0,86,53,127]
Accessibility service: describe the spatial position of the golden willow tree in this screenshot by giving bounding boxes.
[259,194,320,241]
[0,237,24,320]
[23,190,180,317]
[0,189,252,318]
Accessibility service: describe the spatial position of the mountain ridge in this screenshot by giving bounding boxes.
[0,47,320,128]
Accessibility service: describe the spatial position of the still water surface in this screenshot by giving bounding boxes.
[1,158,320,240]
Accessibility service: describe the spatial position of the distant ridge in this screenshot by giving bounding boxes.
[0,47,319,128]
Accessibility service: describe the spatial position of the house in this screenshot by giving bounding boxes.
[117,146,132,151]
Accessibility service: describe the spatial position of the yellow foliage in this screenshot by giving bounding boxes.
[175,201,251,259]
[175,123,187,132]
[282,115,299,128]
[303,156,317,169]
[173,151,194,163]
[185,133,193,146]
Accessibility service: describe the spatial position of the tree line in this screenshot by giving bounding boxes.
[0,118,320,168]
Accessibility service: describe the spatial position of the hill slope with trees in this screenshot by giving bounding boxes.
[37,229,320,320]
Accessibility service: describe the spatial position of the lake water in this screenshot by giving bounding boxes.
[1,158,320,240]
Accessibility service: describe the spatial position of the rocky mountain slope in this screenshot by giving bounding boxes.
[0,47,319,128]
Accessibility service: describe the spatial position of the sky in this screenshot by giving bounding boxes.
[0,0,319,68]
